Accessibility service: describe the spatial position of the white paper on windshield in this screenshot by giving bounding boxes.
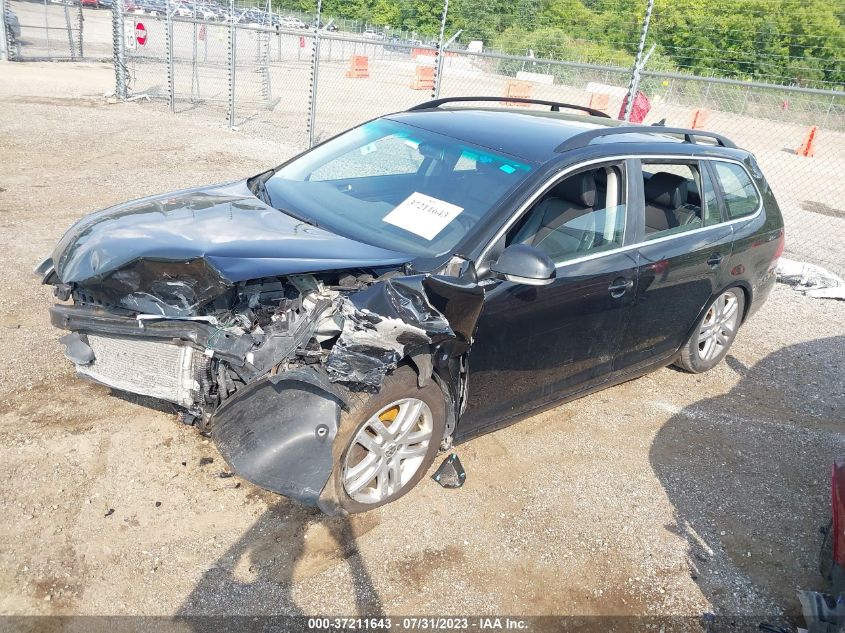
[383,192,464,240]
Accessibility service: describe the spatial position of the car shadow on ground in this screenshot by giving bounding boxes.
[178,499,384,618]
[650,335,845,621]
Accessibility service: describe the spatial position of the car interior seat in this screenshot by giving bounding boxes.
[512,171,598,257]
[643,172,701,234]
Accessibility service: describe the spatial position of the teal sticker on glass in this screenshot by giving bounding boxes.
[500,164,516,174]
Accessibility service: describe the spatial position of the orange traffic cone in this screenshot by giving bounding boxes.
[688,108,710,129]
[795,126,818,157]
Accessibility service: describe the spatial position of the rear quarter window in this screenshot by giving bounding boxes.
[712,162,760,219]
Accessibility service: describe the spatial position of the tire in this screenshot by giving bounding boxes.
[674,287,745,373]
[318,365,446,515]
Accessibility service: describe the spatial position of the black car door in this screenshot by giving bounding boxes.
[614,158,734,372]
[458,160,639,438]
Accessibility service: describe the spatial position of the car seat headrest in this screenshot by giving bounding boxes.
[644,172,688,209]
[555,171,596,207]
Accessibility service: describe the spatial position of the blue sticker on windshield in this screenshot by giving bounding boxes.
[500,164,516,174]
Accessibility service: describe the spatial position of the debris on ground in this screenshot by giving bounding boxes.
[104,509,114,518]
[798,590,845,632]
[198,457,214,466]
[777,258,845,300]
[432,453,466,488]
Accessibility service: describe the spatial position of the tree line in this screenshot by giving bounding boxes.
[273,0,845,88]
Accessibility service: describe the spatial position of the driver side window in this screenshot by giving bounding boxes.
[506,163,627,264]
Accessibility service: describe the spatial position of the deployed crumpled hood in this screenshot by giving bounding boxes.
[51,180,412,315]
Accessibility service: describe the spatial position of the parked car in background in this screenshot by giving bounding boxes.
[194,5,217,20]
[362,28,383,39]
[385,35,422,53]
[307,17,337,31]
[38,97,784,515]
[278,15,305,29]
[173,3,193,17]
[137,0,165,15]
[80,0,99,9]
[97,0,113,8]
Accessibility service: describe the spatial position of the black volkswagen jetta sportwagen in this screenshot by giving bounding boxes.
[38,97,785,514]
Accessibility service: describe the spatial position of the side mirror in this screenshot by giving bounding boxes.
[490,244,556,286]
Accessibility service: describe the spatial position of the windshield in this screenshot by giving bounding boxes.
[261,119,534,257]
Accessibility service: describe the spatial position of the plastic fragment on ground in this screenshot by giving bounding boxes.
[432,453,466,488]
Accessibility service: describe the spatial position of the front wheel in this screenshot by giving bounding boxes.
[319,365,446,515]
[675,287,745,373]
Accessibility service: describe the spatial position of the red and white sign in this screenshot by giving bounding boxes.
[135,22,147,46]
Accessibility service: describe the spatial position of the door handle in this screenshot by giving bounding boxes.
[707,253,724,268]
[608,277,634,298]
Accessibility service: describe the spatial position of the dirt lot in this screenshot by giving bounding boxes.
[1,62,844,625]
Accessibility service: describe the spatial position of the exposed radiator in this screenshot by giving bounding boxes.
[76,334,203,409]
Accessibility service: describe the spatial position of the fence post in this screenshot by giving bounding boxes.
[227,0,235,128]
[166,0,174,111]
[191,10,200,100]
[623,0,654,121]
[0,0,9,61]
[76,2,84,57]
[43,0,51,57]
[306,0,322,148]
[739,84,750,115]
[431,0,449,99]
[112,0,127,99]
[823,94,835,128]
[63,3,75,59]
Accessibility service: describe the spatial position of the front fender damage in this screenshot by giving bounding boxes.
[210,274,484,505]
[212,368,347,504]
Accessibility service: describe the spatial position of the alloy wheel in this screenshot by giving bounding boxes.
[696,290,741,362]
[342,398,434,504]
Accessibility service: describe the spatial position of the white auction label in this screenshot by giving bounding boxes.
[383,192,464,240]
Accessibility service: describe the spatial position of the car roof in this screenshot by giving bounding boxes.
[386,108,692,164]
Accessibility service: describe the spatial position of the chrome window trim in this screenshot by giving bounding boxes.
[478,154,763,273]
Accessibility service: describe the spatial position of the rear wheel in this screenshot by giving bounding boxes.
[675,287,745,373]
[319,366,445,515]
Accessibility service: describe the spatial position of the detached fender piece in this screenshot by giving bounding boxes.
[211,368,347,505]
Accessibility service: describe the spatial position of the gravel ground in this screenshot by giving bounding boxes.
[1,62,844,625]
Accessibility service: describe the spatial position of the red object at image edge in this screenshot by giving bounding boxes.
[832,458,845,568]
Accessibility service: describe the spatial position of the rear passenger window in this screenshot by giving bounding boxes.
[711,161,760,219]
[641,161,719,240]
[507,163,626,264]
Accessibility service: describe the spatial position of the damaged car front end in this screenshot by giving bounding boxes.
[41,197,484,509]
[38,115,508,511]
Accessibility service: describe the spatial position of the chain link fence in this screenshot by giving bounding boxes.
[2,0,844,276]
[4,0,84,60]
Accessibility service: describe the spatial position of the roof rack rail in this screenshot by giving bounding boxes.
[555,125,737,152]
[407,96,611,119]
